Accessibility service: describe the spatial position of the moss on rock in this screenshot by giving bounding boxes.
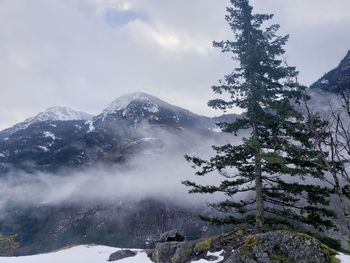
[194,238,212,254]
[0,234,20,256]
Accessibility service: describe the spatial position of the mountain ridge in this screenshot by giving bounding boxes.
[310,50,350,92]
[0,106,92,139]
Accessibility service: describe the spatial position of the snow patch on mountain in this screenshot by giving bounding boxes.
[147,104,160,113]
[38,145,49,152]
[86,120,95,132]
[43,131,56,140]
[209,127,222,133]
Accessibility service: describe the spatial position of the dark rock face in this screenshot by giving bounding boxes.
[108,249,137,261]
[158,229,185,243]
[311,50,350,93]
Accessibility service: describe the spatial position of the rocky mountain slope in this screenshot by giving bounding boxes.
[310,50,350,93]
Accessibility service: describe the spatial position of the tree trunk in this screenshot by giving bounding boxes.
[255,157,264,230]
[253,120,264,230]
[333,170,350,248]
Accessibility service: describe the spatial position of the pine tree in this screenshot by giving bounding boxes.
[183,0,335,231]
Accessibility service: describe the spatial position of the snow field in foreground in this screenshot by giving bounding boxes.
[0,245,224,263]
[0,245,348,263]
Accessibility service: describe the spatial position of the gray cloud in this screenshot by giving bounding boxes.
[1,0,349,130]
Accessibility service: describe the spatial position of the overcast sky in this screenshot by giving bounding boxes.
[0,0,349,130]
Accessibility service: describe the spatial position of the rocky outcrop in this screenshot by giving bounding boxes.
[226,232,332,263]
[108,249,137,261]
[149,228,340,263]
[0,234,20,256]
[158,229,185,243]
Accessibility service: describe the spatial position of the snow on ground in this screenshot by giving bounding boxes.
[192,250,224,262]
[0,245,224,263]
[337,252,350,263]
[0,245,116,263]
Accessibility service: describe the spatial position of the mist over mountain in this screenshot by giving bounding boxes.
[1,50,350,255]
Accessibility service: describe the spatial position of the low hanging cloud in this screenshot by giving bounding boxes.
[0,129,239,213]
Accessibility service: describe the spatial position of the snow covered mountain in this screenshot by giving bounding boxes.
[95,92,214,130]
[0,93,235,174]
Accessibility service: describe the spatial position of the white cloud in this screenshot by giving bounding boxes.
[279,0,350,26]
[81,0,133,14]
[0,0,349,130]
[127,21,212,54]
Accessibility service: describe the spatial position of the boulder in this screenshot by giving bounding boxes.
[171,242,195,263]
[224,231,334,263]
[151,241,196,263]
[158,229,185,243]
[108,249,137,261]
[152,241,179,263]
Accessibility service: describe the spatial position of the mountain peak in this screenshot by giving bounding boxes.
[27,106,93,123]
[0,106,92,138]
[96,92,205,127]
[103,92,163,114]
